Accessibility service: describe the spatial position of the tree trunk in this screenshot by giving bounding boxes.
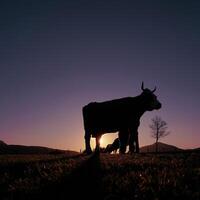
[156,131,158,153]
[155,140,158,153]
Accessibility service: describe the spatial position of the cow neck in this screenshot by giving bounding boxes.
[136,94,149,116]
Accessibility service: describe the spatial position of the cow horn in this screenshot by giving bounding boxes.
[141,82,144,91]
[151,87,156,93]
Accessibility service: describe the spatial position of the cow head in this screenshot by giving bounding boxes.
[141,82,162,111]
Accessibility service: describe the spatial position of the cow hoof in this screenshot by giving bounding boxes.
[95,147,100,153]
[128,151,134,154]
[83,149,92,155]
[87,150,93,155]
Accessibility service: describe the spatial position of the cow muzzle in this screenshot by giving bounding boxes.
[156,102,162,110]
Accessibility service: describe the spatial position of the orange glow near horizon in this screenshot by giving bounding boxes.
[99,137,104,147]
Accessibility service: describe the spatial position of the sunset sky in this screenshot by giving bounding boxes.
[0,0,200,151]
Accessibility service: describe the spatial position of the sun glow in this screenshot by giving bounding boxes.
[100,137,104,146]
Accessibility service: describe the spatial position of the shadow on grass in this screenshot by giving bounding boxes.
[57,151,103,200]
[12,152,103,200]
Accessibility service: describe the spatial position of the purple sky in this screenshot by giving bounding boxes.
[0,0,200,151]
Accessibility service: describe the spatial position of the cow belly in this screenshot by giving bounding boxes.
[91,129,118,137]
[85,118,120,135]
[84,115,130,137]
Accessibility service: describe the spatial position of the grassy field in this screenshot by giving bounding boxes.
[0,152,200,200]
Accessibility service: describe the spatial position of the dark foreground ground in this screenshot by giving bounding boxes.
[0,152,200,200]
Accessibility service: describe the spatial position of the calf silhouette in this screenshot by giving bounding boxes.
[104,138,120,153]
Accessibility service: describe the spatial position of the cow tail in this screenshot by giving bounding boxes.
[82,106,90,139]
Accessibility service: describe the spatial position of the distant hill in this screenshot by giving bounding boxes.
[140,142,183,153]
[0,140,7,147]
[184,147,200,153]
[0,141,78,155]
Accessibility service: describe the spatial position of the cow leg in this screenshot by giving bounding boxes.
[135,131,139,153]
[129,125,140,153]
[128,130,135,153]
[119,129,129,154]
[95,135,101,152]
[129,128,139,153]
[85,132,92,154]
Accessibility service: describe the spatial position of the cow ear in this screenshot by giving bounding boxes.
[141,82,144,91]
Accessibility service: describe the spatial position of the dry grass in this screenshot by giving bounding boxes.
[0,152,199,200]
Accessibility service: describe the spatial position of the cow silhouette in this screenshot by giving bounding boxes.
[82,82,162,154]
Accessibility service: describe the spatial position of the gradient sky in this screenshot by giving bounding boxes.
[0,0,200,151]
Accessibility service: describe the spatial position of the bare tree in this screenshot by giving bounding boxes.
[149,116,170,153]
